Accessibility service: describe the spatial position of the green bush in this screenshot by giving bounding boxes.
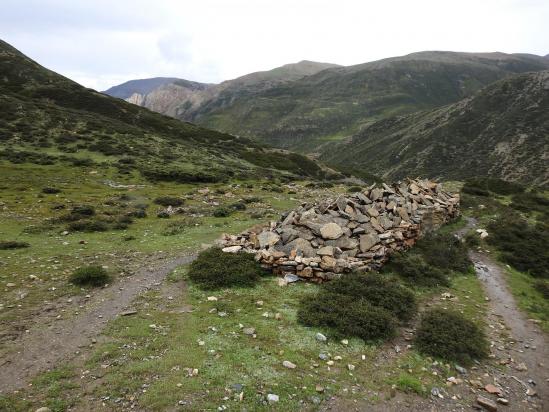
[0,240,30,250]
[487,219,548,278]
[347,186,363,193]
[464,232,480,247]
[534,279,549,300]
[414,232,471,273]
[213,206,232,217]
[322,273,417,321]
[385,252,450,288]
[69,266,111,287]
[188,247,264,290]
[415,308,488,364]
[297,293,397,341]
[462,178,524,197]
[230,201,247,211]
[154,196,184,207]
[162,217,202,236]
[42,187,61,194]
[71,205,95,216]
[68,220,108,232]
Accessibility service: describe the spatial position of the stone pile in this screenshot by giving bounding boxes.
[219,179,460,282]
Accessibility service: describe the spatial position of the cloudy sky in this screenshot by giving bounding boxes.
[1,0,548,91]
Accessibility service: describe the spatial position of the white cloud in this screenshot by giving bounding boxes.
[1,0,547,90]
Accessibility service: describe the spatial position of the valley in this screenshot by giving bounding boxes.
[0,20,548,412]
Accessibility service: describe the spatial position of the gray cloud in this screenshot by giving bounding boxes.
[1,0,548,90]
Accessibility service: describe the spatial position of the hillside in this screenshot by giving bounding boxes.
[0,39,336,182]
[106,51,549,152]
[320,71,549,187]
[102,77,197,99]
[104,60,340,127]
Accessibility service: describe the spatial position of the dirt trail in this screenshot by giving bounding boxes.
[463,217,548,408]
[0,254,195,394]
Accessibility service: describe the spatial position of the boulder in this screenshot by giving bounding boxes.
[258,231,280,248]
[281,238,315,258]
[359,233,380,252]
[320,222,343,239]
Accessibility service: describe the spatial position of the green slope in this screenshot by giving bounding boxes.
[0,39,335,182]
[189,51,549,151]
[320,71,549,187]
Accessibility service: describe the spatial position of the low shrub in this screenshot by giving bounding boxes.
[154,196,184,207]
[68,220,108,232]
[162,217,202,236]
[534,279,549,300]
[414,232,471,274]
[127,208,147,218]
[487,219,548,278]
[347,186,363,193]
[297,293,397,341]
[42,187,61,194]
[462,178,524,197]
[187,247,264,290]
[213,206,232,217]
[464,232,480,247]
[323,272,417,321]
[230,201,247,211]
[384,253,450,288]
[0,240,30,250]
[71,205,95,216]
[415,308,488,364]
[69,266,111,287]
[156,211,170,218]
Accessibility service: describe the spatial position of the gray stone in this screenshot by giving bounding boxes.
[476,396,498,411]
[359,233,380,252]
[315,333,327,342]
[258,231,280,248]
[320,223,343,239]
[267,394,279,403]
[282,238,315,257]
[282,360,296,369]
[284,274,299,283]
[317,246,334,256]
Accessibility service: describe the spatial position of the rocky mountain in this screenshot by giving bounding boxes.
[103,77,191,99]
[0,39,335,182]
[106,51,549,152]
[320,71,549,187]
[104,60,340,125]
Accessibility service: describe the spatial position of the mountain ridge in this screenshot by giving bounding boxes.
[104,51,549,152]
[0,39,335,182]
[320,70,549,187]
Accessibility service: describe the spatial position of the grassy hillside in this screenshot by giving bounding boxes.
[0,39,336,182]
[190,52,549,151]
[321,71,549,187]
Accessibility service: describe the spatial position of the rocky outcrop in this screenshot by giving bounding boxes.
[220,179,459,282]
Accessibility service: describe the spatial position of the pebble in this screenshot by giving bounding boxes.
[282,360,296,369]
[476,396,498,412]
[315,384,324,393]
[267,394,279,403]
[496,398,509,405]
[35,408,52,412]
[207,296,218,301]
[347,364,355,371]
[319,353,329,360]
[243,327,256,336]
[315,333,327,342]
[515,362,528,371]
